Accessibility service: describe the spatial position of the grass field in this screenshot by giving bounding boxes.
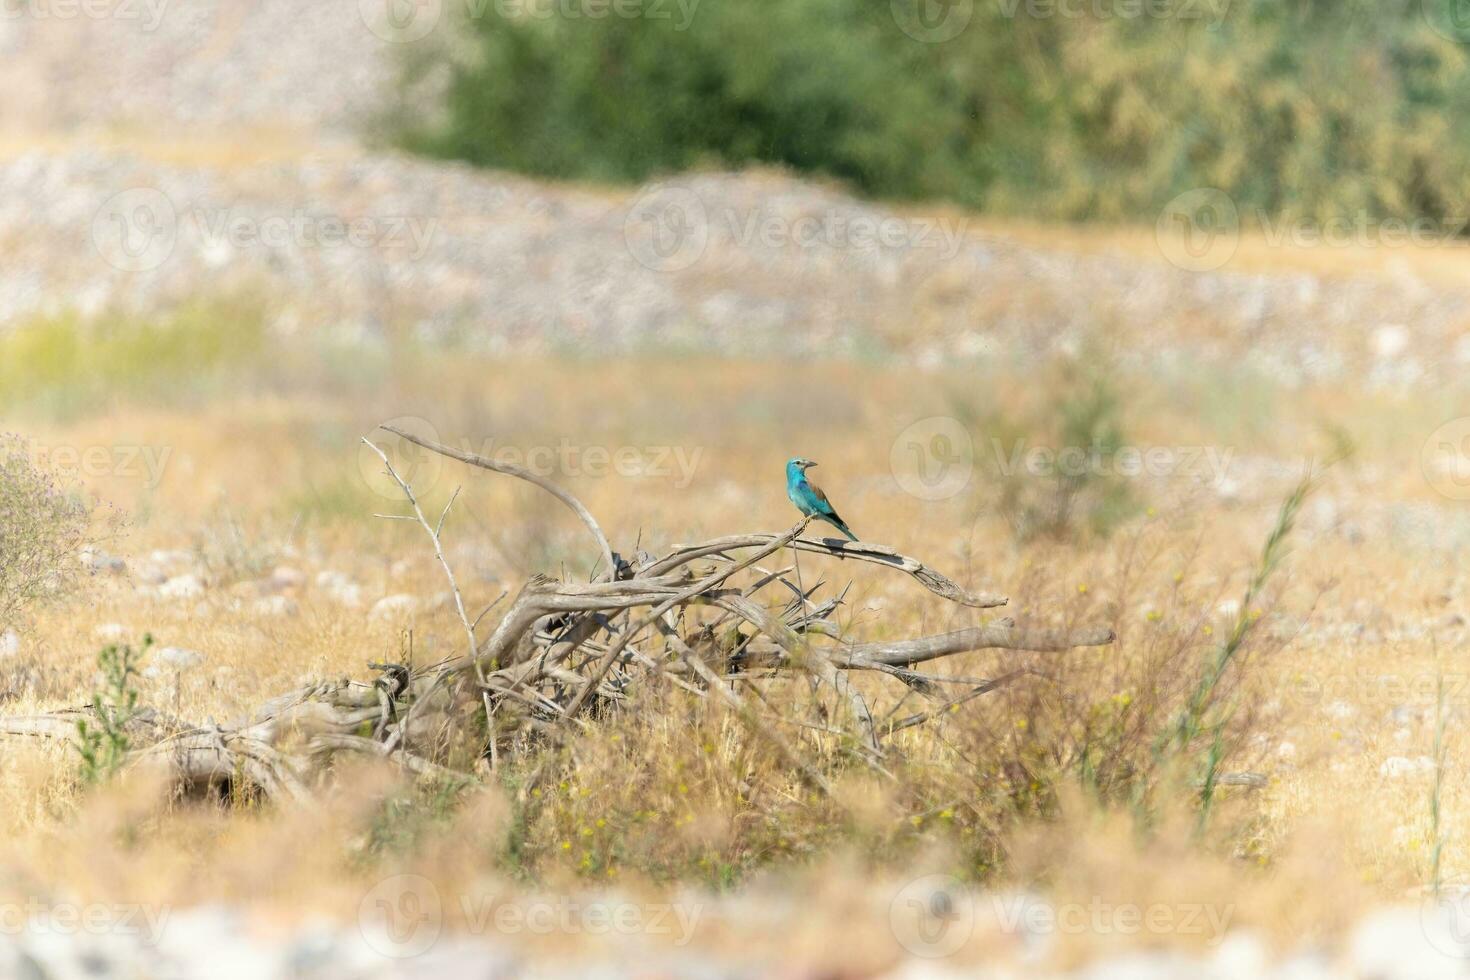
[1,284,1466,971]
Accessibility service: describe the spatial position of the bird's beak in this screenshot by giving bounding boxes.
[806,461,818,469]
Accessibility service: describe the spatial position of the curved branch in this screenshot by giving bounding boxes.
[642,534,1006,608]
[380,423,616,580]
[559,520,813,722]
[839,625,1116,668]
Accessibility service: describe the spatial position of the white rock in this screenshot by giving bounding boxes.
[134,563,168,586]
[1270,951,1339,980]
[150,905,282,980]
[155,646,204,670]
[317,570,364,607]
[1371,323,1410,360]
[81,547,126,575]
[93,623,128,642]
[149,549,194,569]
[270,566,306,590]
[371,594,420,621]
[253,595,300,617]
[1380,756,1436,777]
[160,574,205,599]
[16,926,145,980]
[1209,931,1267,977]
[1077,951,1192,980]
[1351,905,1468,979]
[0,630,17,659]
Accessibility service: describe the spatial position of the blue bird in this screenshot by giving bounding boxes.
[786,457,858,541]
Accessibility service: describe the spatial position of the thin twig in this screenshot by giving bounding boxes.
[381,424,616,581]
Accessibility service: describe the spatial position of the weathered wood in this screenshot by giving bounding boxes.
[0,434,1112,802]
[643,533,1007,608]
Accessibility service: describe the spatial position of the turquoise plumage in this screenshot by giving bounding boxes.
[785,457,857,541]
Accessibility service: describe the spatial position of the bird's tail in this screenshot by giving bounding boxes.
[826,517,858,542]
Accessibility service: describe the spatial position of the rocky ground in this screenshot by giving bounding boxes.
[6,151,1470,384]
[2,3,1469,382]
[5,888,1470,979]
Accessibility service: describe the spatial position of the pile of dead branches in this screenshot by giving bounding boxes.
[0,425,1113,801]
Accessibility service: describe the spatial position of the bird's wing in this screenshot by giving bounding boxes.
[806,480,841,518]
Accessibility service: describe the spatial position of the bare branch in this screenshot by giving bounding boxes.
[380,423,616,581]
[642,533,1007,608]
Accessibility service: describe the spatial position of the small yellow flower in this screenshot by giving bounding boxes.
[1077,584,1089,594]
[561,840,571,850]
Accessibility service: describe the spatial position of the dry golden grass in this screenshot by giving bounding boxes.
[0,308,1465,968]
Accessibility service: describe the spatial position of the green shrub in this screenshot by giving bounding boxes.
[0,435,90,628]
[0,297,268,417]
[974,360,1140,543]
[390,0,988,203]
[392,0,1470,226]
[76,636,150,786]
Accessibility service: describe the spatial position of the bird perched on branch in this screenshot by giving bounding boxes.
[786,457,858,541]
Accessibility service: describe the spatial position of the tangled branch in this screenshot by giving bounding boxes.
[0,426,1114,800]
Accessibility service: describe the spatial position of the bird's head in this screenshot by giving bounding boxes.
[786,457,817,474]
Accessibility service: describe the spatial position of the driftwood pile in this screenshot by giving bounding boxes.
[0,426,1114,800]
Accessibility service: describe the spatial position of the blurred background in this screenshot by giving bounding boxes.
[6,2,1470,977]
